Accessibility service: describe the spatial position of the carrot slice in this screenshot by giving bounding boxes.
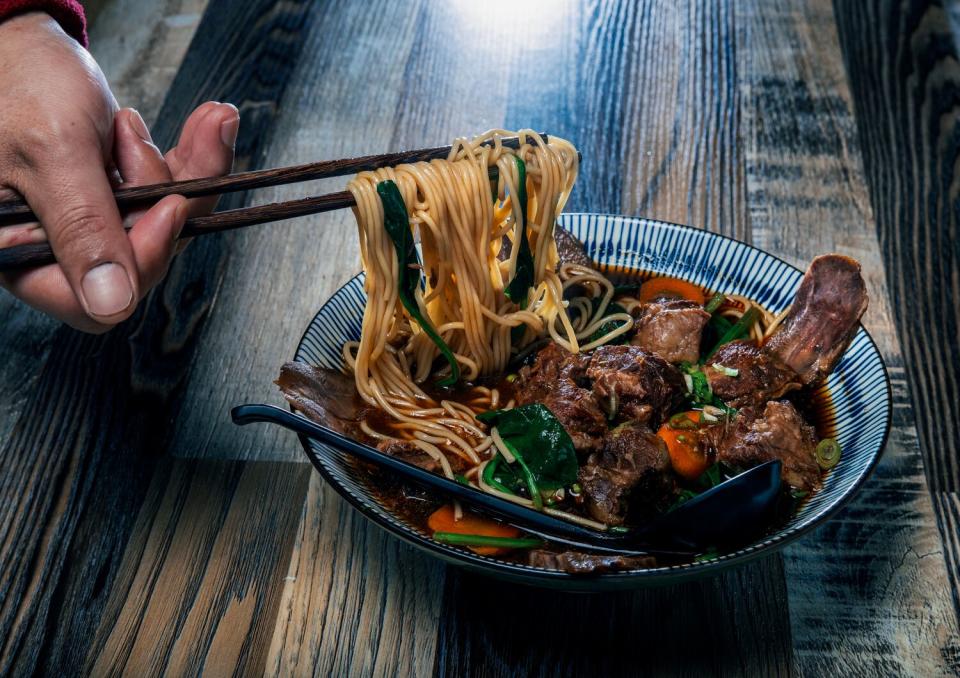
[639,277,707,305]
[656,412,710,481]
[427,504,522,556]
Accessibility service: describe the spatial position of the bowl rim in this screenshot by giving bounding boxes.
[291,212,893,589]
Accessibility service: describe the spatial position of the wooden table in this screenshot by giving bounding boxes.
[2,0,959,675]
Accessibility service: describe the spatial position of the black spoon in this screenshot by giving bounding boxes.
[232,404,782,557]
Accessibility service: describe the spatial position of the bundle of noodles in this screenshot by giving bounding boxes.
[341,130,608,480]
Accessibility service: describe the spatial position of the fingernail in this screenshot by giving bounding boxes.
[220,106,240,148]
[129,109,151,142]
[81,263,134,318]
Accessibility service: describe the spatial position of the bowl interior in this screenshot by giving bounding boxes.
[292,213,891,589]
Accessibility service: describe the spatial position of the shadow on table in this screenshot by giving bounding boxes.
[434,556,793,677]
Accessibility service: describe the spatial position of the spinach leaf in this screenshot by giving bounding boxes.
[504,156,534,306]
[377,180,460,386]
[478,403,579,493]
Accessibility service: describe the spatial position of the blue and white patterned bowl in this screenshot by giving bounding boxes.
[293,213,891,589]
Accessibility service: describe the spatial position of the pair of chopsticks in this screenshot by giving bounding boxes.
[0,133,549,272]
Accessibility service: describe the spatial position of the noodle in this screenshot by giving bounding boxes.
[346,129,579,474]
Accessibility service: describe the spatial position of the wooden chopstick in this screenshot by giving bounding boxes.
[0,189,355,271]
[0,156,526,271]
[0,134,547,227]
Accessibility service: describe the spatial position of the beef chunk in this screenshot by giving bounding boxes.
[765,254,868,385]
[516,343,605,453]
[703,341,802,408]
[554,226,594,268]
[578,421,674,525]
[277,362,366,435]
[528,549,657,574]
[540,384,608,454]
[718,400,821,492]
[586,345,685,426]
[631,300,711,364]
[517,341,591,398]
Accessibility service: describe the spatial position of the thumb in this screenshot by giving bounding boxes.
[16,142,139,323]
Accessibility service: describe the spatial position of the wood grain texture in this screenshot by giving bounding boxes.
[736,1,960,674]
[436,558,792,678]
[264,475,443,677]
[833,0,960,634]
[88,0,209,128]
[87,460,310,676]
[0,0,309,674]
[615,2,746,240]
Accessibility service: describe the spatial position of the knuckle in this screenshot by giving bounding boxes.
[13,124,62,165]
[51,205,113,257]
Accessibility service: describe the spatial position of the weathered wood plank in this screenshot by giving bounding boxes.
[88,0,210,127]
[86,460,310,675]
[0,0,310,673]
[834,0,960,496]
[834,0,960,636]
[264,475,443,677]
[617,1,747,240]
[735,0,960,674]
[436,557,793,678]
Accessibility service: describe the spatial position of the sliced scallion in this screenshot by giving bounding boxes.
[711,362,739,377]
[815,438,841,470]
[704,292,726,314]
[433,532,544,549]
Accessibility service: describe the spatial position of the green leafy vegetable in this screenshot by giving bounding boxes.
[478,404,579,499]
[482,455,515,494]
[706,306,761,359]
[433,532,544,549]
[701,313,733,358]
[680,363,738,415]
[454,474,470,486]
[667,488,699,512]
[504,156,533,306]
[694,547,720,563]
[377,180,460,386]
[697,463,724,489]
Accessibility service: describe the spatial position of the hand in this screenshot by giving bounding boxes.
[0,12,239,332]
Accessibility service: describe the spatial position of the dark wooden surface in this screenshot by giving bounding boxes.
[0,0,958,675]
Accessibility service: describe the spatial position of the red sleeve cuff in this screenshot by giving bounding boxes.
[0,0,87,47]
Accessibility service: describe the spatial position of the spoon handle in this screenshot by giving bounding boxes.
[231,403,671,556]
